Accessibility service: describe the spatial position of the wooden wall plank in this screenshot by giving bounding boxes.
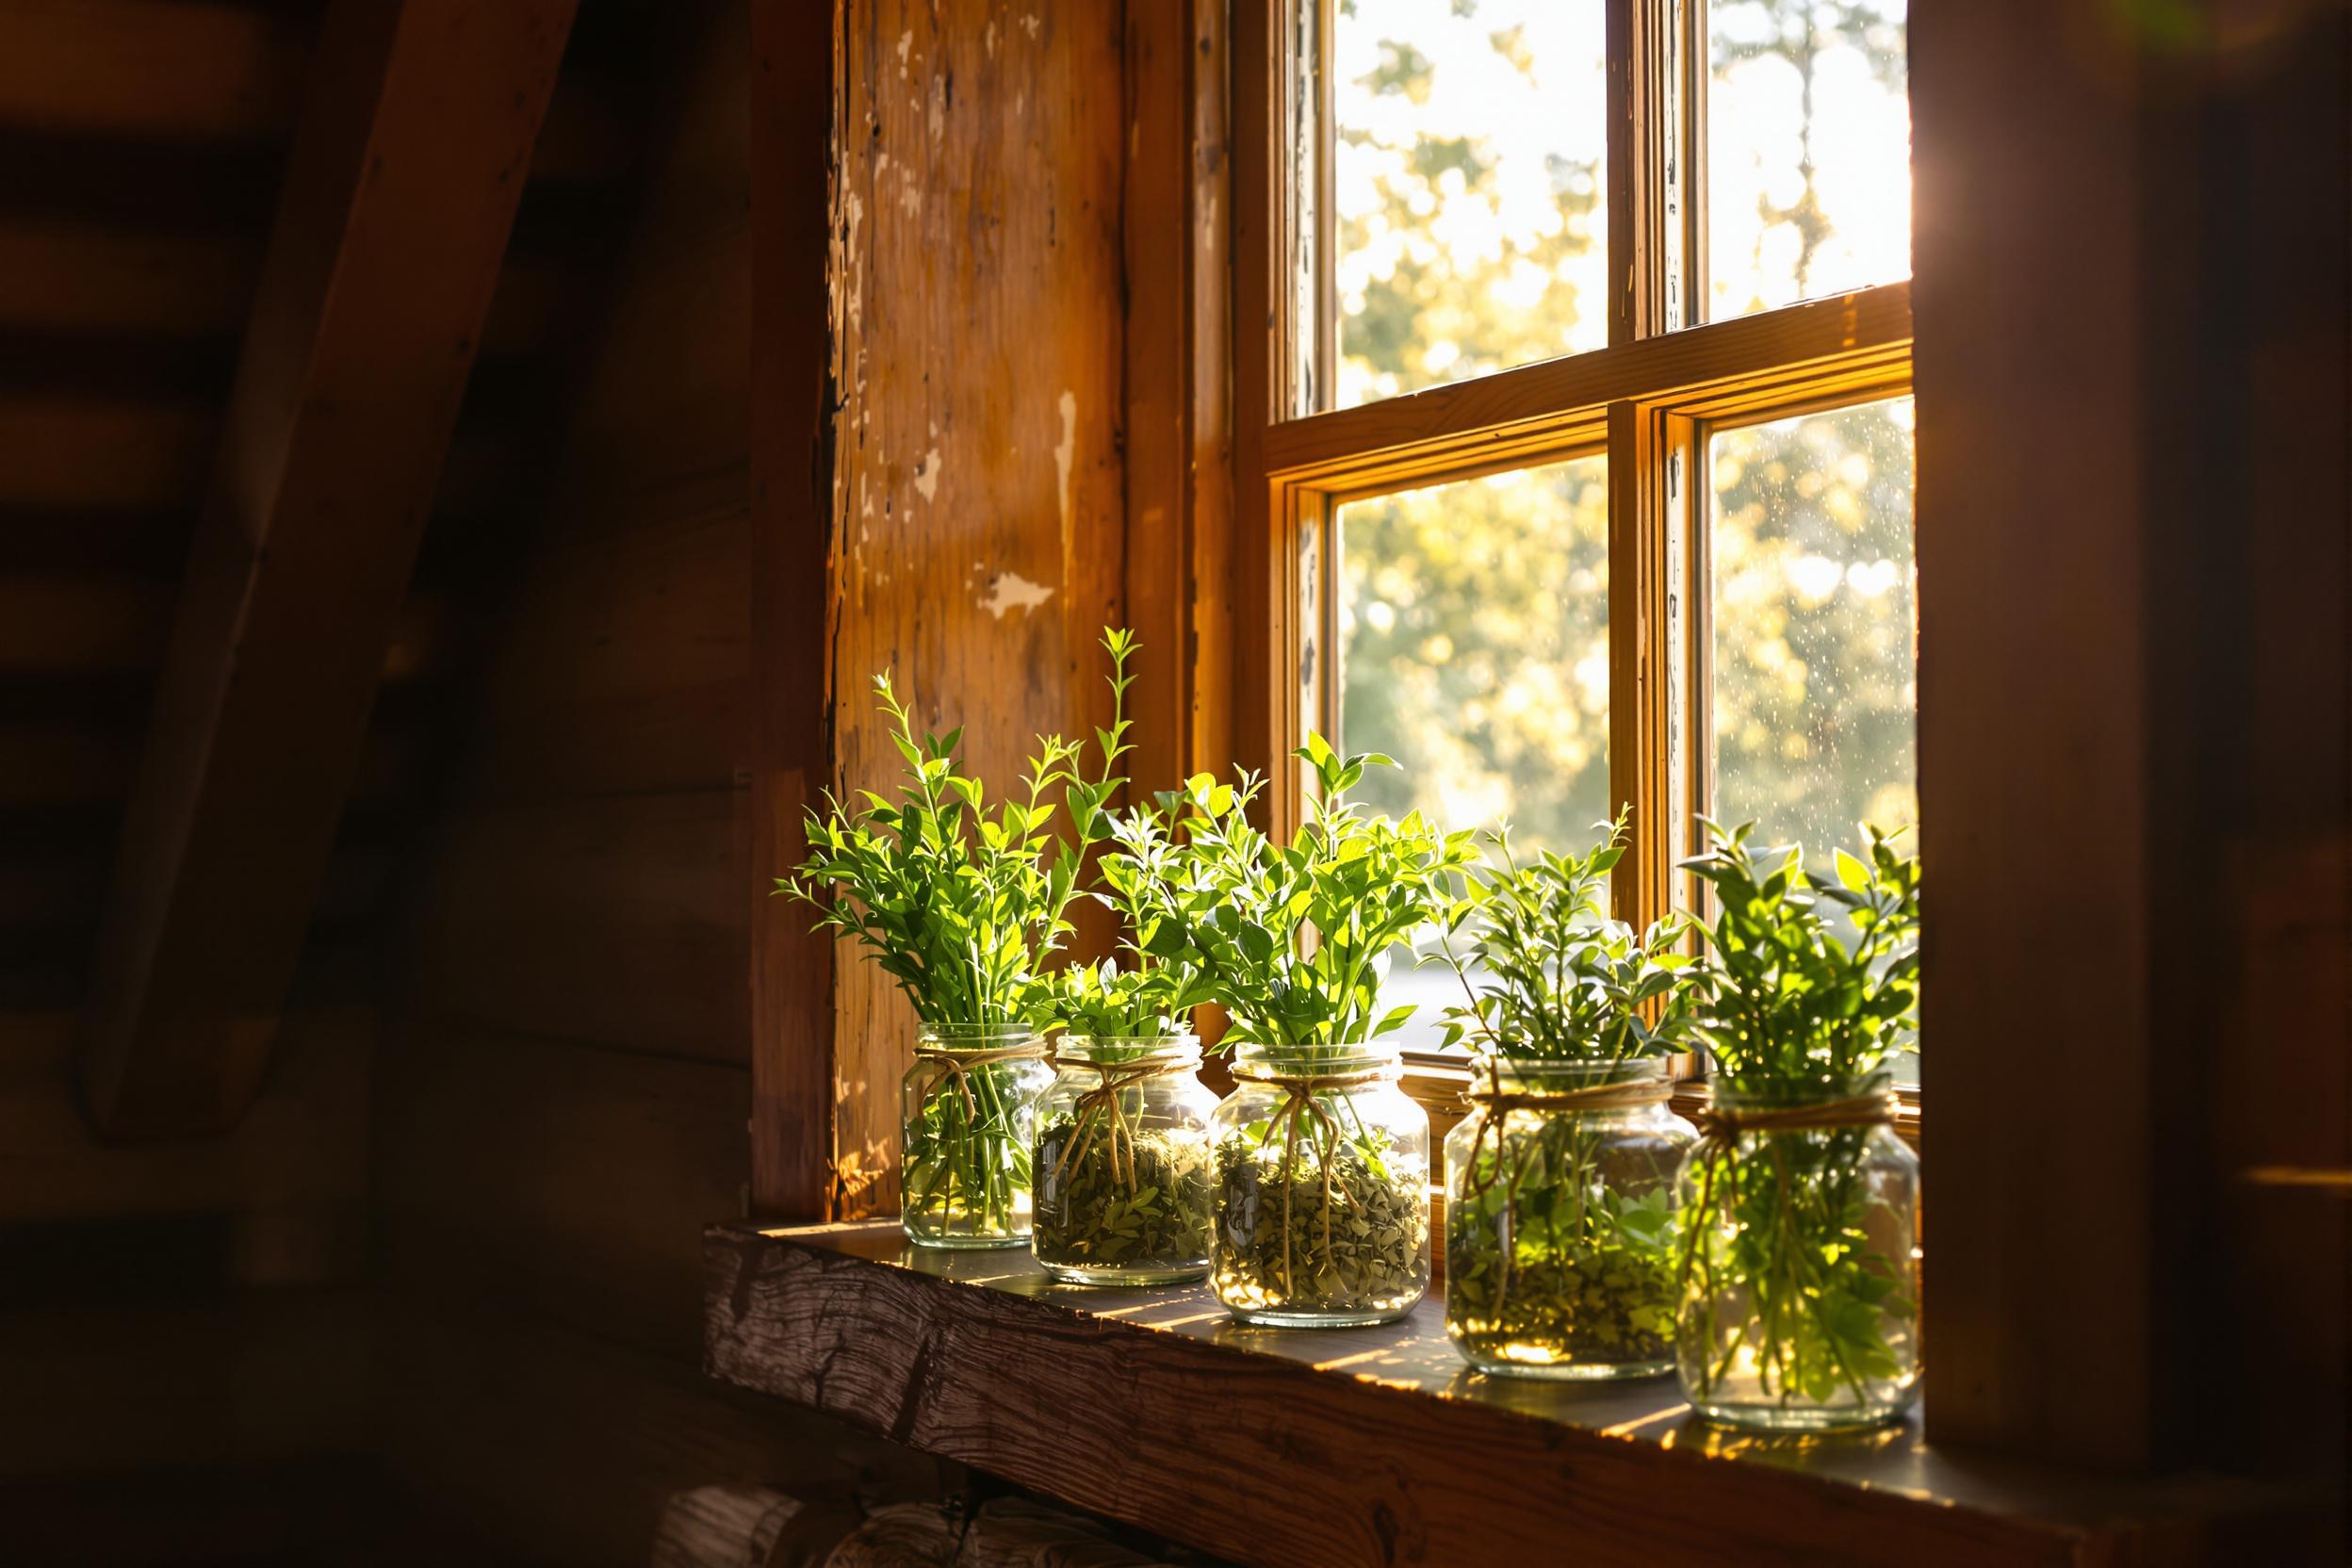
[563,208,751,508]
[0,722,423,813]
[0,1292,370,1478]
[1914,0,2152,1467]
[460,501,751,801]
[0,1006,368,1225]
[0,221,259,342]
[0,577,446,683]
[1914,0,2349,1485]
[0,573,172,675]
[0,1458,400,1567]
[406,790,749,1064]
[2132,2,2347,1494]
[747,0,838,1218]
[1121,0,1235,796]
[0,400,216,514]
[381,1305,944,1567]
[377,1021,752,1358]
[1227,0,1308,822]
[369,8,929,1558]
[823,0,1128,1220]
[84,0,580,1137]
[0,0,310,147]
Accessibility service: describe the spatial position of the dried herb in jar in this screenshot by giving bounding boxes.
[1428,814,1698,1375]
[1033,1119,1214,1270]
[1212,1134,1428,1312]
[1447,1178,1678,1367]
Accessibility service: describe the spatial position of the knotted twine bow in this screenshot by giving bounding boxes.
[1458,1062,1674,1297]
[1229,1062,1393,1298]
[1683,1088,1902,1230]
[1048,1053,1199,1190]
[1687,1089,1900,1147]
[909,1040,1050,1122]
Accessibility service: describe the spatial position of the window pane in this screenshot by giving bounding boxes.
[1707,0,1909,318]
[1339,456,1610,1046]
[1333,1,1608,410]
[1710,397,1917,1076]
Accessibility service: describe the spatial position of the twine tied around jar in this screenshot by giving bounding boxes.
[1674,1087,1903,1348]
[1459,1063,1674,1200]
[1688,1089,1900,1146]
[1229,1062,1394,1298]
[1047,1052,1199,1190]
[1458,1062,1675,1297]
[909,1040,1050,1121]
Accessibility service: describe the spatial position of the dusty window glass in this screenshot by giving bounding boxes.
[1338,456,1610,1045]
[1710,396,1917,1077]
[1707,0,1909,319]
[1332,0,1609,409]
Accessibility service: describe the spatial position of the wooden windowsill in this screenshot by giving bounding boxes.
[704,1221,2304,1566]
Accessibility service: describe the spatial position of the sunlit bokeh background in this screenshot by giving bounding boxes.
[1331,1,1917,1062]
[1708,0,1910,318]
[1333,0,1608,409]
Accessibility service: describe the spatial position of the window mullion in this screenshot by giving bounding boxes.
[1682,0,1707,326]
[1607,400,1692,934]
[1608,0,1686,346]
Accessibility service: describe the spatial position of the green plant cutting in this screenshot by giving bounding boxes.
[1427,813,1696,1373]
[780,629,1137,1242]
[1126,737,1477,1312]
[1674,818,1922,1413]
[1027,800,1224,1279]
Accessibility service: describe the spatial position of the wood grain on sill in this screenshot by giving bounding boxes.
[704,1221,2311,1568]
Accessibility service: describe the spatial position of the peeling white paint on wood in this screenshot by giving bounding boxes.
[980,572,1054,619]
[1054,389,1077,545]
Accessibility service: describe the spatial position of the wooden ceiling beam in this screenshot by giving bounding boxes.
[81,0,578,1140]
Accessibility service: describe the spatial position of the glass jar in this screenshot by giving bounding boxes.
[1445,1056,1694,1379]
[901,1022,1054,1249]
[1674,1073,1921,1429]
[1209,1041,1430,1327]
[1031,1035,1218,1285]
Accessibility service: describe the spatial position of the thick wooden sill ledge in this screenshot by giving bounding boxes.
[704,1222,2303,1567]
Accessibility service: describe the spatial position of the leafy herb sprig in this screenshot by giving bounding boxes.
[1128,735,1478,1046]
[1678,817,1920,1086]
[780,629,1137,1025]
[1427,811,1692,1061]
[1429,812,1693,1372]
[1674,818,1923,1413]
[1035,792,1223,1037]
[1109,740,1462,1313]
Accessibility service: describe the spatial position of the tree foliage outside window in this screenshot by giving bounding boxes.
[1340,460,1610,855]
[1332,2,1918,1057]
[1710,0,1910,318]
[1333,0,1608,409]
[1712,399,1919,868]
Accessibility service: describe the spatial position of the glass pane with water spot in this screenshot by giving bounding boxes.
[1707,0,1909,318]
[1333,0,1609,410]
[1338,456,1610,1049]
[1710,396,1918,1080]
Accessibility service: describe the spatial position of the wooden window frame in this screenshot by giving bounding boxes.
[741,0,2347,1494]
[1233,0,1915,955]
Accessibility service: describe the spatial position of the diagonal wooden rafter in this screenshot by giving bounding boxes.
[83,0,578,1139]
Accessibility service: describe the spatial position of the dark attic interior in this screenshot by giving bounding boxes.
[1,2,2344,1564]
